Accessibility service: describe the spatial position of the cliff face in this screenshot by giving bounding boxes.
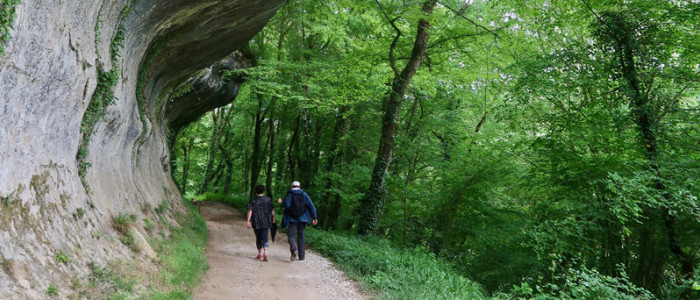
[0,0,283,297]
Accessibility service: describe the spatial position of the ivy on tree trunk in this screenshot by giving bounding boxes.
[357,0,438,236]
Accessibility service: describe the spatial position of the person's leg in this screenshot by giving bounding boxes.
[261,228,269,261]
[253,228,263,259]
[297,223,307,260]
[288,222,298,260]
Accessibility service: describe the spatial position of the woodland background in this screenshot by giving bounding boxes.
[168,0,699,298]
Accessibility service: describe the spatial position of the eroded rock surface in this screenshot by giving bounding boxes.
[0,0,283,297]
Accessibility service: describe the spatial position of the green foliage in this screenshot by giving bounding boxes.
[308,229,485,299]
[111,213,140,252]
[55,250,71,264]
[224,194,250,213]
[72,208,86,220]
[171,0,700,298]
[84,206,206,299]
[111,214,136,235]
[155,200,169,214]
[120,231,139,253]
[193,192,229,203]
[194,192,248,213]
[143,218,154,232]
[46,282,58,296]
[79,2,133,190]
[88,261,135,298]
[506,267,654,300]
[145,206,208,298]
[660,272,700,300]
[0,0,20,56]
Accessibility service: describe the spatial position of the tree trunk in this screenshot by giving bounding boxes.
[249,91,266,197]
[322,105,350,229]
[180,137,194,195]
[198,107,233,194]
[265,97,277,197]
[242,114,252,193]
[286,115,301,182]
[357,0,437,235]
[603,12,695,288]
[220,143,234,195]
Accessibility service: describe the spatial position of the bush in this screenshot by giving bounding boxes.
[504,266,654,300]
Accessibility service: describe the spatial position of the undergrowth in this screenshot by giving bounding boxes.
[111,213,139,252]
[87,261,135,298]
[194,192,248,213]
[76,202,207,299]
[307,229,486,299]
[144,203,208,298]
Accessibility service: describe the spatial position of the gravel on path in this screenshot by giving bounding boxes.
[193,201,369,300]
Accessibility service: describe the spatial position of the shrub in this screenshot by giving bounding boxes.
[504,266,654,300]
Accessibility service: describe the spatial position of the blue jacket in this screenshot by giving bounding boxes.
[281,189,317,224]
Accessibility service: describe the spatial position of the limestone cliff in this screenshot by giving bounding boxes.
[0,0,283,297]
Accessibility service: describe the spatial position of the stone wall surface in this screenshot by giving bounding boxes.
[0,0,283,297]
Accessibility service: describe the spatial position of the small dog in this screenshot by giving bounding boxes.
[191,198,202,214]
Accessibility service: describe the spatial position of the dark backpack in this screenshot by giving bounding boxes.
[289,192,307,218]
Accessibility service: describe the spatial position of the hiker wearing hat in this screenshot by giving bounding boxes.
[277,181,318,261]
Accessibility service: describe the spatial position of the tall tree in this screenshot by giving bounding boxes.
[357,0,438,235]
[198,107,233,194]
[590,4,698,291]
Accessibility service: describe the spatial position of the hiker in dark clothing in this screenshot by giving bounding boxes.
[277,181,317,261]
[247,185,275,261]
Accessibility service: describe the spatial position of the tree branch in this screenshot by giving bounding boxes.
[376,0,402,76]
[580,0,606,26]
[441,1,502,40]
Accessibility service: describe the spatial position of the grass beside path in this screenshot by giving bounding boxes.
[307,229,486,299]
[69,201,208,299]
[145,204,208,298]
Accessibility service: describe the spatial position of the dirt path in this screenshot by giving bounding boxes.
[193,202,369,300]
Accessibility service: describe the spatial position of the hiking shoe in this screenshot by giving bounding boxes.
[263,252,269,262]
[290,251,297,261]
[256,254,263,261]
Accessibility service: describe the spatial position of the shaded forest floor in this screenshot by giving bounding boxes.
[193,202,368,299]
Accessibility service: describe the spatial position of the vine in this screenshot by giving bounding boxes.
[77,2,133,191]
[0,0,20,56]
